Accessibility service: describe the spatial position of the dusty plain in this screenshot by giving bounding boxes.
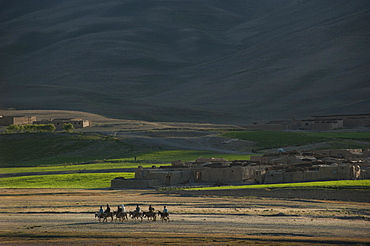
[0,188,369,245]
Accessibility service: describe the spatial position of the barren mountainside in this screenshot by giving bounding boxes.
[1,0,369,123]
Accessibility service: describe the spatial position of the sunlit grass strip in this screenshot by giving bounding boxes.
[222,131,326,148]
[185,180,370,191]
[1,150,253,171]
[304,132,370,140]
[0,172,134,189]
[111,150,252,163]
[0,162,171,174]
[0,151,252,174]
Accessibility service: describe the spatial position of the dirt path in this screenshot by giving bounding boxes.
[0,188,369,245]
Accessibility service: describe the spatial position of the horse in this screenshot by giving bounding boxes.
[157,211,170,222]
[115,211,128,222]
[95,212,115,222]
[129,211,143,222]
[142,211,157,222]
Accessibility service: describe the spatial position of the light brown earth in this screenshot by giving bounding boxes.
[0,188,369,245]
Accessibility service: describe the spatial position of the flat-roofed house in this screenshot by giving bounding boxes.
[34,118,91,129]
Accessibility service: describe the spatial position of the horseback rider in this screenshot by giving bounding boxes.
[121,204,126,213]
[163,206,168,214]
[158,206,169,222]
[99,206,104,215]
[148,205,155,213]
[104,204,111,214]
[133,204,141,216]
[117,205,122,216]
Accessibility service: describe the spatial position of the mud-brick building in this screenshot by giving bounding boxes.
[34,118,91,129]
[310,114,370,128]
[251,114,370,131]
[111,151,368,188]
[261,163,361,184]
[111,167,192,188]
[300,119,344,131]
[313,149,370,160]
[0,115,36,126]
[111,158,269,188]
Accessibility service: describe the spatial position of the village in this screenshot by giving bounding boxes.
[0,115,91,129]
[1,112,369,189]
[1,113,370,131]
[111,148,369,188]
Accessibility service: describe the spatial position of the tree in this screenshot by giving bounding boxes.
[63,123,74,132]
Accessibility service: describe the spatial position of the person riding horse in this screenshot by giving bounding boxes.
[117,205,122,216]
[158,206,169,222]
[133,204,141,216]
[104,204,111,214]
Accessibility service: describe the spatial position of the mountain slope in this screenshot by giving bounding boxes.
[1,0,369,123]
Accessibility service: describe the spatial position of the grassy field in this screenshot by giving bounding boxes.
[2,174,368,189]
[0,132,253,168]
[184,180,370,191]
[0,150,252,173]
[1,131,369,190]
[0,132,141,167]
[222,131,370,149]
[2,131,369,168]
[0,147,253,189]
[110,150,251,164]
[0,162,167,174]
[0,172,134,189]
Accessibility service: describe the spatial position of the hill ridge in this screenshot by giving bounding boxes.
[1,0,369,123]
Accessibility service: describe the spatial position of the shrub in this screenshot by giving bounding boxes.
[63,123,74,132]
[6,124,56,133]
[6,124,21,133]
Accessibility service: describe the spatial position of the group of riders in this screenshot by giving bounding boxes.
[97,203,169,222]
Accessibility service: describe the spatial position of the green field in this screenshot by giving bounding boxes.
[0,172,135,189]
[222,131,370,149]
[184,180,370,191]
[2,131,369,168]
[0,148,253,189]
[0,150,252,174]
[0,132,253,168]
[2,174,367,189]
[0,132,140,167]
[1,131,369,190]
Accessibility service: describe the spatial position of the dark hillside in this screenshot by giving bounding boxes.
[0,132,156,167]
[1,0,369,123]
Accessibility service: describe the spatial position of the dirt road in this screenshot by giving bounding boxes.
[0,188,369,245]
